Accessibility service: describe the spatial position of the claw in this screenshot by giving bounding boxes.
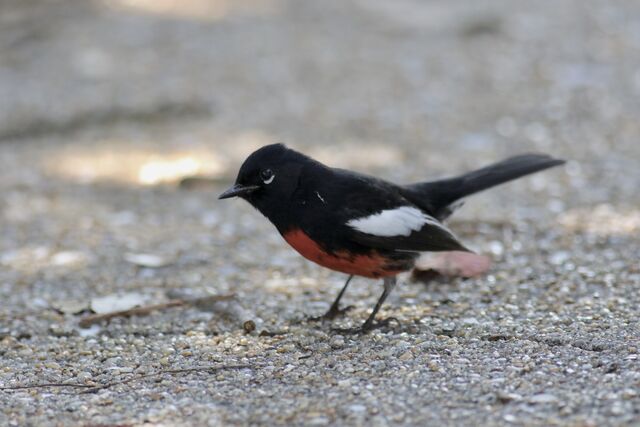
[331,317,399,335]
[307,304,355,322]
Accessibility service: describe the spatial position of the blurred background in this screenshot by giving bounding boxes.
[2,1,640,425]
[1,0,639,315]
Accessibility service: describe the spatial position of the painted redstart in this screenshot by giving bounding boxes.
[219,144,564,333]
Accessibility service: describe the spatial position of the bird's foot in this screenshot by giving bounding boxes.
[331,317,399,335]
[307,305,355,322]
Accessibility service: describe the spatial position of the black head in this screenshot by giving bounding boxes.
[219,144,315,214]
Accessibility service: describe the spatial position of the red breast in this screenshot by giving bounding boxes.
[282,229,401,278]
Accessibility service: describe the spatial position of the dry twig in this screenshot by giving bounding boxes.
[78,294,235,328]
[0,364,251,394]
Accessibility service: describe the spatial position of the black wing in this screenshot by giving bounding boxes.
[295,167,471,254]
[347,212,471,253]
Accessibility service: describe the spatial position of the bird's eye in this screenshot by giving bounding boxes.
[260,169,275,184]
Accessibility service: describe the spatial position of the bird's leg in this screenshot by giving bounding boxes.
[308,275,355,321]
[332,276,399,334]
[322,275,355,319]
[360,276,397,332]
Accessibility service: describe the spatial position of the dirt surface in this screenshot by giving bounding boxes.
[1,0,639,425]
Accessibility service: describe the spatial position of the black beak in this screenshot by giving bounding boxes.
[218,183,260,199]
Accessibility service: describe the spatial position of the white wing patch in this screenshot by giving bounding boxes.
[347,206,448,237]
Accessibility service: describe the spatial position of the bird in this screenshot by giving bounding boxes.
[219,143,565,333]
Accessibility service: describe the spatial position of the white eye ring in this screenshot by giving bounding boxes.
[261,169,275,184]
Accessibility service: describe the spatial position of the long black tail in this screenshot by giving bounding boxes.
[404,154,565,219]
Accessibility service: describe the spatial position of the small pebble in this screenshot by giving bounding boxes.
[330,336,345,349]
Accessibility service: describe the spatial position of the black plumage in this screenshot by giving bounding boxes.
[219,143,565,333]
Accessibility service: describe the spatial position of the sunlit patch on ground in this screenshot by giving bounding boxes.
[40,129,278,185]
[559,204,640,236]
[44,144,226,185]
[103,0,281,20]
[138,156,202,185]
[0,246,89,272]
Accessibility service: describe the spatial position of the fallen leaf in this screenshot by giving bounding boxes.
[51,299,90,315]
[412,251,491,281]
[124,253,171,268]
[90,293,149,314]
[50,251,88,266]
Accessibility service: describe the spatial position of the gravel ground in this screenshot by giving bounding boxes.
[1,0,640,425]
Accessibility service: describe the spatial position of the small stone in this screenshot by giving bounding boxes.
[440,322,456,335]
[243,320,256,333]
[398,351,413,361]
[550,251,570,265]
[49,324,75,337]
[51,251,86,266]
[78,324,101,337]
[529,393,558,404]
[124,253,171,268]
[307,416,330,426]
[330,336,345,349]
[428,361,440,372]
[497,392,522,403]
[77,372,92,382]
[610,402,625,416]
[503,414,518,423]
[348,404,366,413]
[277,344,296,353]
[462,317,479,326]
[44,361,61,370]
[488,241,504,256]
